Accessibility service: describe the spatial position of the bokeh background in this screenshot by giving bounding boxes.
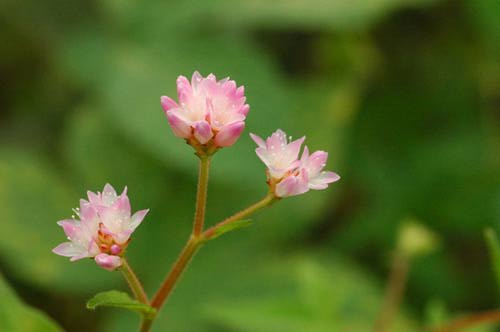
[1,0,500,331]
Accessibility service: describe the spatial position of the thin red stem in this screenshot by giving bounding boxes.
[374,253,410,332]
[203,193,277,240]
[150,236,201,310]
[428,309,500,332]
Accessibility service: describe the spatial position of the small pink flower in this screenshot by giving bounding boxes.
[251,129,340,198]
[250,129,304,179]
[299,146,340,190]
[161,71,249,151]
[53,184,149,271]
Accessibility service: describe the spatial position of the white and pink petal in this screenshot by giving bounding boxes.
[95,253,122,271]
[214,121,245,147]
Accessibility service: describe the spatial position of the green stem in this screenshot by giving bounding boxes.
[139,318,153,332]
[120,258,152,332]
[148,192,278,330]
[193,156,211,237]
[202,193,277,240]
[150,236,202,310]
[120,258,149,305]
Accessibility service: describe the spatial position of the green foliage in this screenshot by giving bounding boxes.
[201,255,417,332]
[87,291,156,318]
[214,0,439,31]
[0,274,61,332]
[1,0,499,331]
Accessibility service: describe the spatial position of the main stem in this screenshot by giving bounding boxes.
[148,193,277,330]
[150,236,201,309]
[193,156,210,237]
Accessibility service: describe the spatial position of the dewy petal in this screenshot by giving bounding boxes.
[102,184,118,206]
[57,219,79,239]
[214,121,245,147]
[193,121,213,144]
[98,206,125,236]
[235,85,245,98]
[301,146,310,162]
[275,176,298,197]
[52,242,87,259]
[308,171,340,190]
[240,104,250,116]
[80,199,97,221]
[129,209,149,231]
[177,75,193,104]
[160,96,178,112]
[266,129,287,149]
[303,150,328,177]
[250,133,266,148]
[95,253,122,271]
[112,190,131,217]
[255,147,273,169]
[87,190,101,205]
[275,172,309,198]
[114,230,133,245]
[286,136,306,164]
[166,109,192,138]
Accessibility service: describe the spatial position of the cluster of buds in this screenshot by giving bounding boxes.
[161,71,249,156]
[160,72,339,197]
[251,129,340,197]
[53,184,148,271]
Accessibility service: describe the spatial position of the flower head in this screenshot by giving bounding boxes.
[161,71,249,153]
[53,184,149,271]
[251,129,340,197]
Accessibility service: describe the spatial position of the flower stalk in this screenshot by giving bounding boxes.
[193,155,211,237]
[146,192,277,331]
[120,258,149,305]
[203,192,277,240]
[150,235,202,310]
[120,258,153,332]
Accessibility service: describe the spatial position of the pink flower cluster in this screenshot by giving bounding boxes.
[53,184,148,271]
[161,71,249,150]
[251,129,340,197]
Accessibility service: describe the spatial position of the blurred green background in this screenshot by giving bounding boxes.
[1,0,500,331]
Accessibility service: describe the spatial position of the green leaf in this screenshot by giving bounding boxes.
[0,273,62,332]
[209,219,253,240]
[484,228,500,288]
[87,291,156,318]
